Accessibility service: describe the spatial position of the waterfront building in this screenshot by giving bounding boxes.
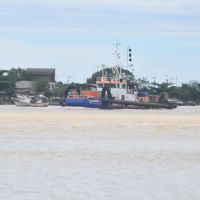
[26,68,55,82]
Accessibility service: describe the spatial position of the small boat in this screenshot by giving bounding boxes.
[13,94,49,107]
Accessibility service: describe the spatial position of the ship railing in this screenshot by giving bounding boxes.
[96,77,128,83]
[68,95,88,99]
[126,89,136,94]
[96,77,110,81]
[96,76,124,81]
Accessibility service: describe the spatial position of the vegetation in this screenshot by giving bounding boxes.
[0,68,33,94]
[32,80,50,96]
[50,82,66,97]
[135,79,200,103]
[169,82,200,103]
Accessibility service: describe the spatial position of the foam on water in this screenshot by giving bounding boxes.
[0,106,200,200]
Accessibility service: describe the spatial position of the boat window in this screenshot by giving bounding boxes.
[91,87,96,91]
[117,84,120,88]
[122,84,126,89]
[97,84,103,88]
[111,84,116,88]
[79,95,87,98]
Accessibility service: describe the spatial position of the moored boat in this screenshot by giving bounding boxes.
[13,94,49,107]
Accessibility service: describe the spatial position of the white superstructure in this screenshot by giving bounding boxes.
[96,42,138,102]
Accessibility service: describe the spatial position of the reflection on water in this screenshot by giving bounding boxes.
[0,106,200,200]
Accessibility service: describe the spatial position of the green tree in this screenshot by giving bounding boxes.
[135,77,150,91]
[51,81,66,97]
[162,81,200,103]
[149,82,174,95]
[32,80,50,96]
[6,68,33,94]
[8,68,33,82]
[0,70,12,94]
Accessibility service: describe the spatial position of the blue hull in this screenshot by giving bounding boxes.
[63,97,109,108]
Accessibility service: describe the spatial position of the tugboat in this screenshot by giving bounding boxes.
[62,42,176,109]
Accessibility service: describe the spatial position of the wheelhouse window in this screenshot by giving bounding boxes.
[97,84,103,88]
[111,84,116,88]
[122,84,126,89]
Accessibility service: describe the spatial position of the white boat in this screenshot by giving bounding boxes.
[13,94,49,107]
[13,95,31,106]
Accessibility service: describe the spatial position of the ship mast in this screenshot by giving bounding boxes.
[112,41,122,80]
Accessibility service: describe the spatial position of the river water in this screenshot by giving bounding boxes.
[0,105,200,200]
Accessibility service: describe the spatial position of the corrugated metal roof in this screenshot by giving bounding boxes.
[26,68,55,74]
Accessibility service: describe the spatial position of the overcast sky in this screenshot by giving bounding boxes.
[0,0,200,84]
